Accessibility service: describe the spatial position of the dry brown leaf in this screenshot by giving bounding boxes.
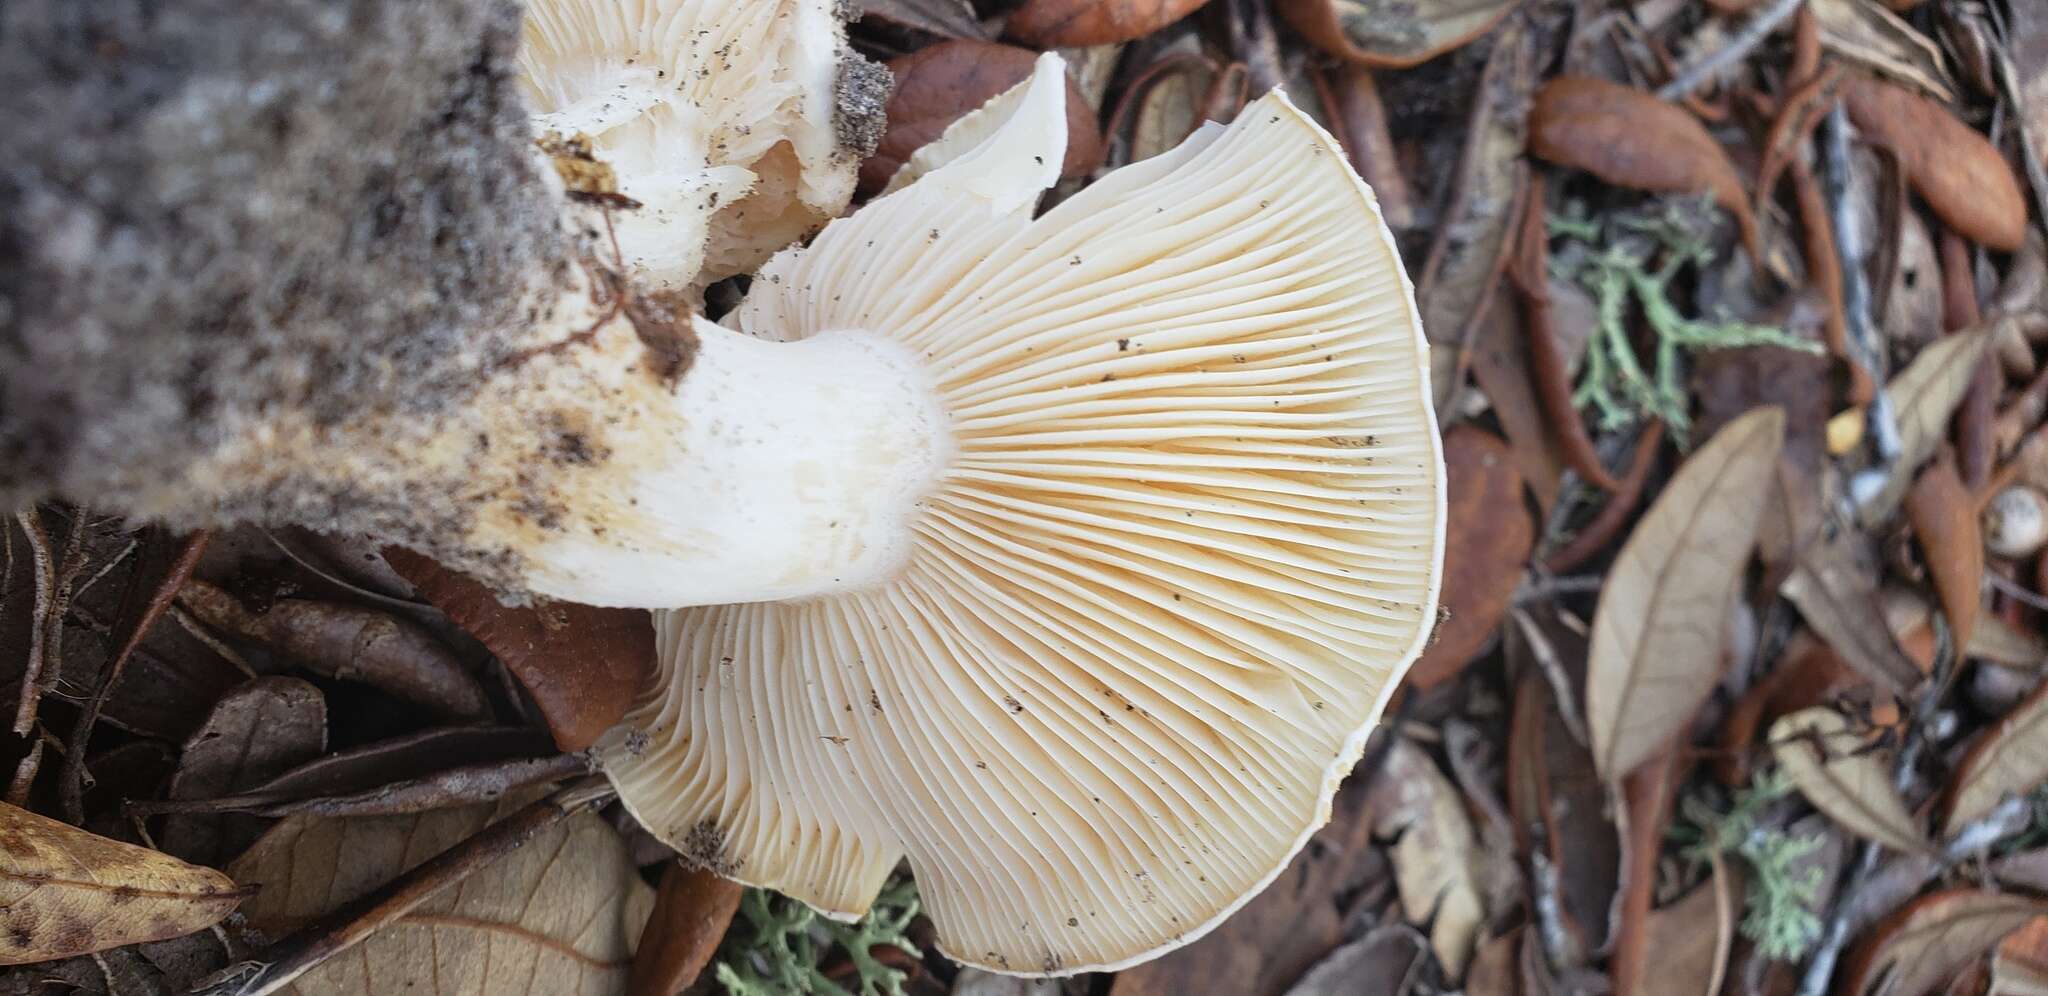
[1842,889,2045,996]
[1858,325,1995,528]
[1506,667,1618,960]
[0,801,243,966]
[1409,427,1532,687]
[162,675,327,867]
[1994,917,2048,996]
[1782,509,1922,693]
[1810,0,1958,102]
[1468,290,1571,510]
[1279,926,1429,996]
[1639,875,1739,996]
[1418,17,1534,416]
[1770,707,1929,854]
[179,579,489,721]
[229,792,654,996]
[1527,76,1762,263]
[1006,0,1210,47]
[1905,452,1983,648]
[1843,76,2028,252]
[1586,407,1787,780]
[1948,677,2048,834]
[1366,737,1487,977]
[1274,0,1515,68]
[383,550,651,752]
[861,41,1105,194]
[859,0,987,38]
[626,864,742,996]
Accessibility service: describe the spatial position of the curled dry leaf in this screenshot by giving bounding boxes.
[161,675,327,867]
[1006,0,1210,48]
[1409,427,1533,688]
[1769,707,1928,854]
[1280,927,1429,996]
[1274,0,1517,69]
[1841,889,2045,996]
[1586,406,1787,780]
[861,41,1104,193]
[229,792,655,995]
[626,864,742,996]
[1858,324,1996,528]
[1948,677,2048,834]
[178,579,489,721]
[1904,452,1982,649]
[1527,76,1762,263]
[1842,76,2028,252]
[383,549,651,751]
[1366,737,1487,977]
[0,801,243,966]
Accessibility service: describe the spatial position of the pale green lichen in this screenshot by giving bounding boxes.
[715,877,922,996]
[1672,771,1827,962]
[1552,197,1821,442]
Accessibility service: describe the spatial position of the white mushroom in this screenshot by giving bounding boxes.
[586,56,1445,974]
[517,0,884,295]
[1985,486,2048,559]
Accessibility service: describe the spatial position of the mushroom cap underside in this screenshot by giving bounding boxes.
[518,0,864,292]
[602,55,1445,976]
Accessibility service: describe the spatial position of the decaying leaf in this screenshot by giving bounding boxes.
[1367,737,1487,977]
[1994,917,2048,996]
[384,550,651,752]
[1858,325,1995,528]
[1904,452,1982,649]
[859,0,986,38]
[1640,875,1740,996]
[1842,889,2044,996]
[1948,678,2048,834]
[1507,665,1619,961]
[1842,76,2028,252]
[0,801,243,966]
[1809,0,1958,102]
[1527,76,1762,263]
[229,792,655,995]
[1587,407,1787,779]
[1770,707,1928,854]
[1410,427,1532,687]
[861,40,1105,193]
[1006,0,1211,47]
[1781,507,1922,694]
[1274,0,1515,69]
[626,864,743,996]
[161,675,327,867]
[1279,927,1429,996]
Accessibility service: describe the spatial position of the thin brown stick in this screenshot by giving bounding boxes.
[1941,227,1997,490]
[1791,155,1867,403]
[195,777,615,996]
[1541,420,1666,574]
[58,530,211,824]
[126,752,591,820]
[1510,173,1620,491]
[12,510,55,736]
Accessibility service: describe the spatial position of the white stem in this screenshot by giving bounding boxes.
[513,317,953,608]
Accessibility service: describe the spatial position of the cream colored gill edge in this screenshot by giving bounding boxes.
[942,86,1447,978]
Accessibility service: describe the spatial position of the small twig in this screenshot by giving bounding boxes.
[127,752,591,820]
[1819,103,1901,463]
[1510,607,1593,748]
[1657,0,1805,102]
[1986,570,2048,614]
[1513,574,1606,604]
[13,510,56,736]
[59,530,210,824]
[170,602,259,678]
[1707,849,1736,996]
[70,538,135,604]
[1541,420,1667,574]
[195,776,616,996]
